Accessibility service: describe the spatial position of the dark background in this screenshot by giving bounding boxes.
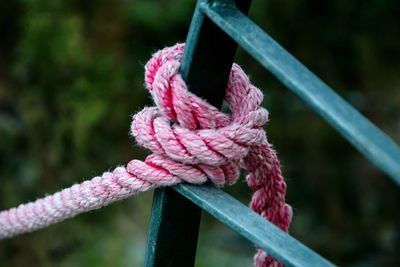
[0,0,399,266]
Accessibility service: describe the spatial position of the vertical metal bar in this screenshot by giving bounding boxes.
[144,1,252,266]
[144,187,202,267]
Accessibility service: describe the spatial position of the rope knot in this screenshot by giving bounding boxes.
[131,44,292,266]
[131,44,269,187]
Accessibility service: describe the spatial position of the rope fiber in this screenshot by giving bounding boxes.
[0,44,292,267]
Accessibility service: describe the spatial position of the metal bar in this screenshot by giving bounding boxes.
[144,1,251,266]
[200,0,400,185]
[144,187,202,267]
[174,183,335,267]
[181,0,252,107]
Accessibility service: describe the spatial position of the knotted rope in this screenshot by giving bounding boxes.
[0,44,292,267]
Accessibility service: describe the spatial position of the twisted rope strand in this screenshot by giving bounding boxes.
[0,44,292,267]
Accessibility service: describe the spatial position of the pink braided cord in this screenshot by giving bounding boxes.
[0,44,292,267]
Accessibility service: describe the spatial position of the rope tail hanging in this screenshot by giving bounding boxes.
[0,44,292,267]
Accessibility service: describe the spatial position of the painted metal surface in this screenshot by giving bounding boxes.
[144,187,202,267]
[174,183,335,267]
[200,0,400,185]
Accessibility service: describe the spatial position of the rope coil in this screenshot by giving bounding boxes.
[0,44,291,267]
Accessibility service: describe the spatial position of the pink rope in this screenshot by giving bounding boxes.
[0,44,292,267]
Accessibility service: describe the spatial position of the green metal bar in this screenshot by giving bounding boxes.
[174,183,335,267]
[144,1,251,266]
[144,187,202,267]
[200,0,400,185]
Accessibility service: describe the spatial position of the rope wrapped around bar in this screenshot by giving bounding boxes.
[0,44,292,267]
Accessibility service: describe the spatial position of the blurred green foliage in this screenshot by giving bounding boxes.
[0,0,399,266]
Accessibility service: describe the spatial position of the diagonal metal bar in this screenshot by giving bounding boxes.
[174,183,335,267]
[200,0,400,185]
